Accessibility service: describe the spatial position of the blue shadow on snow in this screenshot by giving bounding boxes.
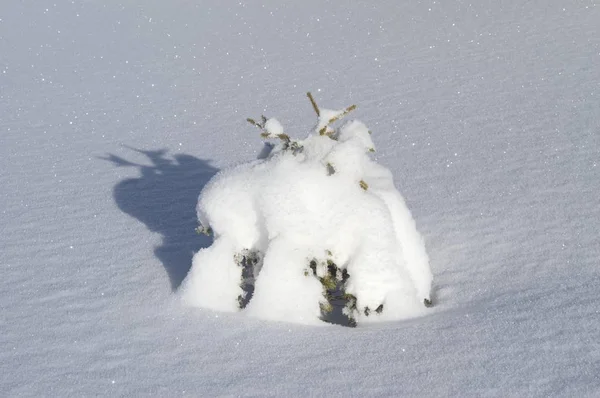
[102,147,218,291]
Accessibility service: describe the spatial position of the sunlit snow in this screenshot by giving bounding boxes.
[1,0,599,396]
[182,112,432,325]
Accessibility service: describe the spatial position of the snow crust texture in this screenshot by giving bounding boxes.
[2,0,600,396]
[181,117,433,325]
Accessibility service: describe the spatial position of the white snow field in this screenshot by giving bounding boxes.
[1,0,599,396]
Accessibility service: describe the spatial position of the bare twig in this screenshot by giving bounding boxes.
[307,92,320,117]
[248,115,297,151]
[318,104,357,136]
[247,118,264,129]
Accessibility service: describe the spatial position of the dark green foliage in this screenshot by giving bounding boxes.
[326,162,336,176]
[195,225,213,236]
[309,260,317,276]
[306,255,358,327]
[303,253,392,326]
[234,249,262,309]
[340,268,349,283]
[284,140,304,155]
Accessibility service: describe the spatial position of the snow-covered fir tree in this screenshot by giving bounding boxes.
[180,93,433,326]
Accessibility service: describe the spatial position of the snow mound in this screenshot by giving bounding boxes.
[180,98,433,326]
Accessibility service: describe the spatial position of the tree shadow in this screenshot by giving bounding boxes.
[101,147,219,291]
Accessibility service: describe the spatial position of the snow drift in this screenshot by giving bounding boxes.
[180,96,433,326]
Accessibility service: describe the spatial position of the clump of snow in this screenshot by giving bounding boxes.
[180,101,433,326]
[264,118,284,137]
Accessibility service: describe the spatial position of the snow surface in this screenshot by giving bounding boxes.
[1,0,600,396]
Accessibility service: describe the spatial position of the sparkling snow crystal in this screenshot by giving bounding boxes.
[180,94,433,326]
